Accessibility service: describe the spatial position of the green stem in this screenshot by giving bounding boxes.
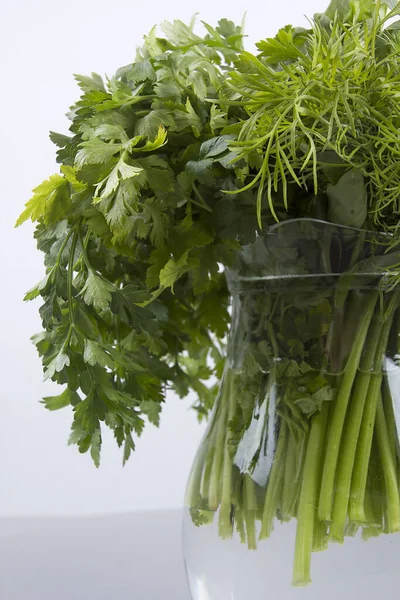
[326,306,345,374]
[369,437,385,530]
[267,321,280,359]
[281,432,297,521]
[243,473,258,511]
[208,376,230,510]
[235,504,247,544]
[349,230,367,269]
[77,227,92,272]
[349,294,399,522]
[67,229,79,327]
[312,516,329,552]
[344,520,359,538]
[293,402,329,587]
[281,429,306,521]
[362,430,383,540]
[330,316,381,542]
[199,404,225,507]
[349,374,383,522]
[218,373,237,539]
[185,440,210,508]
[382,379,397,465]
[55,226,75,268]
[191,183,212,212]
[201,444,215,505]
[375,395,400,532]
[243,474,257,550]
[332,283,365,369]
[364,430,385,538]
[364,476,381,528]
[362,526,381,540]
[259,420,288,540]
[319,291,379,522]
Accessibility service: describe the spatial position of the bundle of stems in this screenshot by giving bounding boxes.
[186,285,400,586]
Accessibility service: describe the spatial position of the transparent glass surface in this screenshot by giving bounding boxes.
[183,220,400,599]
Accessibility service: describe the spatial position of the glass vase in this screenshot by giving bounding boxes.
[183,219,400,599]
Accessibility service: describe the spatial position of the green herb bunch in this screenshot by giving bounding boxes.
[17,0,400,591]
[227,0,400,240]
[181,0,400,589]
[17,18,260,465]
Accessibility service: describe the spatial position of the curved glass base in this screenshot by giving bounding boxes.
[183,508,400,599]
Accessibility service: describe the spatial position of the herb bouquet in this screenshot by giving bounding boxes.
[17,0,400,595]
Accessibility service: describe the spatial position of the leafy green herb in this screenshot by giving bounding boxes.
[17,0,400,590]
[228,0,400,237]
[18,17,254,467]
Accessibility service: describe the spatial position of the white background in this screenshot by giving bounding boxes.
[1,0,324,517]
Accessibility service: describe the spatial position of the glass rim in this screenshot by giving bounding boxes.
[268,217,393,239]
[226,218,399,288]
[268,217,391,238]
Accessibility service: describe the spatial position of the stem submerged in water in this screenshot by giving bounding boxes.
[375,396,400,532]
[218,372,237,539]
[330,316,382,542]
[208,374,231,510]
[349,295,399,522]
[243,474,258,550]
[281,433,299,521]
[259,420,288,540]
[293,402,329,587]
[319,291,379,522]
[186,282,400,588]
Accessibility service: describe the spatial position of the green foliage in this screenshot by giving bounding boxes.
[16,175,70,227]
[18,2,400,467]
[18,18,254,465]
[326,169,367,228]
[229,1,400,236]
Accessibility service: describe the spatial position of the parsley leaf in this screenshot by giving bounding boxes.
[80,271,115,311]
[16,175,70,227]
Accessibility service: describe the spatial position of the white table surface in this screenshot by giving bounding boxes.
[0,510,191,600]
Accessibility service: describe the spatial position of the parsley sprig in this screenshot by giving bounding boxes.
[18,18,259,464]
